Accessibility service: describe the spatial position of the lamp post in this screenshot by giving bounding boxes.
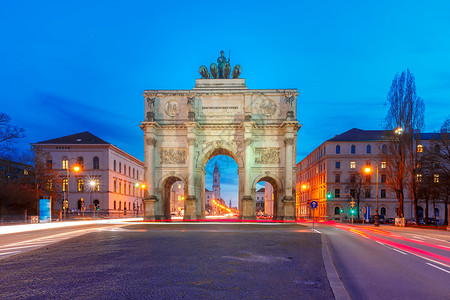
[364,165,379,227]
[63,160,80,220]
[89,180,97,218]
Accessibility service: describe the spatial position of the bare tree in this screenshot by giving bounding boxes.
[384,69,424,221]
[0,112,25,153]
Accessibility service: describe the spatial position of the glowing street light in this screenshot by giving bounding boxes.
[394,127,403,134]
[364,165,380,227]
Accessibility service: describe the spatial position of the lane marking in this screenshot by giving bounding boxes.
[392,248,408,255]
[426,263,450,274]
[376,241,384,246]
[412,236,425,240]
[410,238,424,242]
[0,251,20,256]
[313,229,321,234]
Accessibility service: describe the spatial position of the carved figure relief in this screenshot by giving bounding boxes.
[260,99,277,116]
[160,148,187,164]
[165,100,180,117]
[255,148,280,164]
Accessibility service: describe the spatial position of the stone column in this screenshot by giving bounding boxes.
[284,137,294,199]
[281,122,297,220]
[242,122,255,220]
[145,137,156,197]
[185,123,197,220]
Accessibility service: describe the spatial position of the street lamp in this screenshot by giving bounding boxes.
[63,159,81,219]
[89,180,97,218]
[364,165,379,227]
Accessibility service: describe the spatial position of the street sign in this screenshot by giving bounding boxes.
[350,201,355,208]
[310,201,318,209]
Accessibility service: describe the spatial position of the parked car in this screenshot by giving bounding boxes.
[369,215,385,224]
[385,218,395,224]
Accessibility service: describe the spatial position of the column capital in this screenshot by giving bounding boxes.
[187,138,196,146]
[284,138,295,146]
[145,137,157,146]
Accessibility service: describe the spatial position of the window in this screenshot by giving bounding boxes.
[119,182,122,194]
[114,201,116,210]
[382,144,387,154]
[335,161,340,169]
[366,174,371,183]
[381,161,386,169]
[350,162,356,169]
[366,145,371,154]
[119,162,122,173]
[92,179,100,191]
[381,189,386,198]
[351,145,356,154]
[434,174,439,183]
[77,179,84,191]
[77,157,84,168]
[114,160,116,171]
[380,207,386,215]
[350,174,356,183]
[350,189,355,198]
[336,145,340,154]
[434,161,440,169]
[381,174,386,183]
[47,179,53,191]
[129,167,131,176]
[335,207,341,215]
[335,173,340,183]
[417,145,423,153]
[62,157,68,170]
[119,201,122,210]
[416,174,423,183]
[93,157,99,169]
[335,189,340,198]
[133,168,135,178]
[62,178,68,192]
[214,178,217,183]
[114,181,117,193]
[46,159,53,169]
[365,189,371,198]
[416,162,422,168]
[124,164,126,175]
[129,183,131,195]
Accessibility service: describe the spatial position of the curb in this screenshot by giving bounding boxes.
[320,232,351,300]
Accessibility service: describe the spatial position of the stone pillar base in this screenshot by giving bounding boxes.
[281,196,295,221]
[183,195,198,221]
[143,197,157,221]
[240,196,256,220]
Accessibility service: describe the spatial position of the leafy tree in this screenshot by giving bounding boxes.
[384,69,424,220]
[345,172,365,220]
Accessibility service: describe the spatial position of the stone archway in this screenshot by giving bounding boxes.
[141,76,300,221]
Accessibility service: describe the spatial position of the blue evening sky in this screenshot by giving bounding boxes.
[2,1,450,205]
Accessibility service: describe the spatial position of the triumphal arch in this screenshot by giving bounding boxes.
[141,63,300,221]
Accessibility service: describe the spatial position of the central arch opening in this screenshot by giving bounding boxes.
[202,150,239,220]
[256,177,278,220]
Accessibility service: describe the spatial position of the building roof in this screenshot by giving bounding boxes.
[328,128,444,142]
[256,188,265,193]
[35,132,109,145]
[327,128,384,142]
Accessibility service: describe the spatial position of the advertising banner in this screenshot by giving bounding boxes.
[39,199,51,223]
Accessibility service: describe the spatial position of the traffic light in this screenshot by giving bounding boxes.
[96,206,100,211]
[340,209,344,213]
[326,192,332,199]
[349,208,355,215]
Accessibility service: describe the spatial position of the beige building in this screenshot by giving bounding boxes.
[297,128,446,223]
[32,132,145,217]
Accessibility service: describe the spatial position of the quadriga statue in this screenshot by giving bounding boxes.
[199,65,210,79]
[232,65,242,79]
[210,63,219,79]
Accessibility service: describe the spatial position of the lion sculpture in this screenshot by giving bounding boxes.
[210,63,219,79]
[223,63,231,79]
[199,65,210,79]
[232,65,242,79]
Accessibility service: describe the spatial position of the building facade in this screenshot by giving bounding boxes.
[297,128,447,223]
[32,132,145,217]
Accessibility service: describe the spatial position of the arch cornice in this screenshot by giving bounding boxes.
[252,172,284,191]
[197,141,244,169]
[156,172,187,190]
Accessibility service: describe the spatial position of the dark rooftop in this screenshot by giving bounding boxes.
[35,132,109,145]
[328,128,442,142]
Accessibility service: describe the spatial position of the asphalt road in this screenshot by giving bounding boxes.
[317,223,450,300]
[0,223,334,299]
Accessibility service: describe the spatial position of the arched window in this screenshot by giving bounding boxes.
[435,208,439,217]
[93,157,99,169]
[382,144,387,154]
[336,145,340,154]
[77,179,84,191]
[62,157,68,170]
[77,156,84,168]
[417,145,423,153]
[334,207,340,215]
[366,145,371,154]
[380,207,386,215]
[93,199,99,207]
[351,145,356,154]
[62,178,68,192]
